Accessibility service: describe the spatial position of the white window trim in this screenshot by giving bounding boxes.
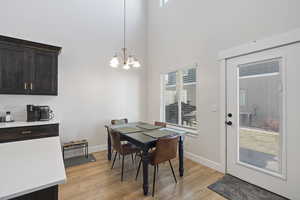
[160,66,199,135]
[167,123,198,137]
[177,70,182,127]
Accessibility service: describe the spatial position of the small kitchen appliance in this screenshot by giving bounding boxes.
[27,105,40,122]
[39,106,54,121]
[27,105,54,122]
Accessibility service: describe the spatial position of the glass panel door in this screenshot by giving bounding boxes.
[238,59,283,174]
[226,40,300,199]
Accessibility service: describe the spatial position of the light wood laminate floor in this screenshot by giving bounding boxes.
[59,151,225,200]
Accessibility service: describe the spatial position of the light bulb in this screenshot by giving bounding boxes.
[133,60,141,68]
[123,63,130,70]
[127,56,135,65]
[110,56,119,68]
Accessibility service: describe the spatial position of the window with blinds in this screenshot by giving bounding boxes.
[162,67,197,129]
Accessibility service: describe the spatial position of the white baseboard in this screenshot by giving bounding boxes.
[89,146,225,173]
[185,151,225,173]
[78,145,225,173]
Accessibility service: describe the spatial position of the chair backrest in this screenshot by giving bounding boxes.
[111,118,128,125]
[153,136,178,164]
[154,121,167,128]
[109,130,122,153]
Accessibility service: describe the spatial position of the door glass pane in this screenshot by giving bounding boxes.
[238,59,282,173]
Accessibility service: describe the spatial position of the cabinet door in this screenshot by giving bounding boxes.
[29,50,58,95]
[0,43,29,94]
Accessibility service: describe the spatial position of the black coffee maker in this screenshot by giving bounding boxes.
[27,105,54,122]
[27,105,41,122]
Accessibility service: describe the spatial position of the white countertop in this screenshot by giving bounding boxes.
[0,137,66,200]
[0,120,59,129]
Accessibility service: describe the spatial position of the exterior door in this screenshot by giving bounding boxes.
[226,42,300,199]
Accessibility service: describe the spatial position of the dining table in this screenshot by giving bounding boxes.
[106,122,186,196]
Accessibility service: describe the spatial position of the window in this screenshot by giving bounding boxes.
[160,0,169,7]
[162,67,197,129]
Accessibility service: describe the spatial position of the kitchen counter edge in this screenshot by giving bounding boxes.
[0,120,60,129]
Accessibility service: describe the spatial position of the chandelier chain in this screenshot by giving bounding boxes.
[109,0,141,69]
[123,0,126,51]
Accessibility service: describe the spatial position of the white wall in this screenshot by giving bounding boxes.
[2,0,300,169]
[0,0,148,149]
[147,0,300,168]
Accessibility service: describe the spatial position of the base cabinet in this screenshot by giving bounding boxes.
[0,124,61,200]
[0,124,59,143]
[11,185,58,200]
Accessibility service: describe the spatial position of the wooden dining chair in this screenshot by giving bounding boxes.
[111,118,128,125]
[109,129,140,181]
[154,121,167,128]
[111,118,129,144]
[136,136,178,196]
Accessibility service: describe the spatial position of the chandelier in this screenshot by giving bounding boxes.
[109,0,141,70]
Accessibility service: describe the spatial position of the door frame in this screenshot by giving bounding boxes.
[218,28,300,173]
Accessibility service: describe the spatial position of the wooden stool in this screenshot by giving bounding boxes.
[63,140,88,159]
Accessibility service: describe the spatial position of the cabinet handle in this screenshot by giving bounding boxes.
[24,82,27,90]
[30,83,33,90]
[21,130,32,135]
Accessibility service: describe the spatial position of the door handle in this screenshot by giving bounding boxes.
[226,121,232,126]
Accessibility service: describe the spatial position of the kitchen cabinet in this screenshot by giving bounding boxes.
[29,49,58,95]
[0,43,28,94]
[12,185,58,200]
[0,35,61,95]
[0,123,59,143]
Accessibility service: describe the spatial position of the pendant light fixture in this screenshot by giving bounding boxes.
[109,0,141,70]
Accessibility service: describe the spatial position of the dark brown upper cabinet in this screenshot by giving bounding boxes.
[0,35,61,96]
